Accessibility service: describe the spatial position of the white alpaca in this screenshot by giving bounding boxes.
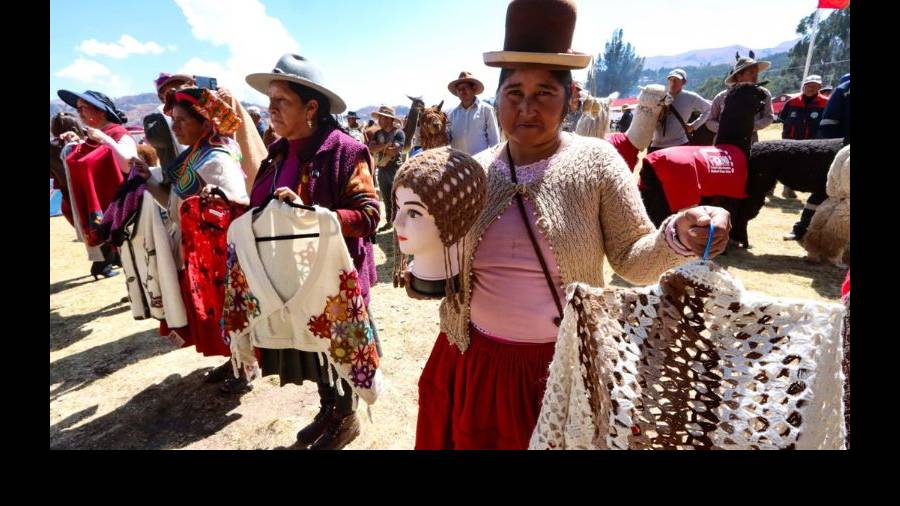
[624,84,669,151]
[605,84,670,170]
[802,144,850,267]
[575,92,618,139]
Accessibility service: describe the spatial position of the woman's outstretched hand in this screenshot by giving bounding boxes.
[675,206,731,258]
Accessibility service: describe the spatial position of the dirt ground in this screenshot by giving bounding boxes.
[49,125,846,449]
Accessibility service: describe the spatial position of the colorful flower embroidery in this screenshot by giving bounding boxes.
[324,294,349,322]
[222,242,260,340]
[350,364,375,389]
[347,296,367,322]
[304,270,379,398]
[345,321,371,348]
[330,338,354,364]
[340,270,361,296]
[308,313,331,339]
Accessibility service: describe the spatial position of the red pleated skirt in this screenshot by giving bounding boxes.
[415,326,556,450]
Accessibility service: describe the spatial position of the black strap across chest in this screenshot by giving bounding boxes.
[505,143,563,327]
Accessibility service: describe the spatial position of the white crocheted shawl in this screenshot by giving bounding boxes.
[530,261,847,450]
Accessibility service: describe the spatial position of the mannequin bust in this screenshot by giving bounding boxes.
[391,147,486,298]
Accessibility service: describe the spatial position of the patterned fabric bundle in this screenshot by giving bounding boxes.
[530,261,847,450]
[172,88,241,136]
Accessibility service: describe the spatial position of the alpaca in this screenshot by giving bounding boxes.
[575,92,618,139]
[417,101,449,150]
[731,137,845,247]
[637,82,768,226]
[606,84,670,170]
[801,144,850,267]
[402,95,425,154]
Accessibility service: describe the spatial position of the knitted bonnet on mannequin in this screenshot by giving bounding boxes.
[391,147,487,302]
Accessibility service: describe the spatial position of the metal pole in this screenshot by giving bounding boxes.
[803,9,821,79]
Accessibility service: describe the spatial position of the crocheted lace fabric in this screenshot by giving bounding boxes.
[530,261,847,450]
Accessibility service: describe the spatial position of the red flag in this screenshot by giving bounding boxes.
[818,0,849,8]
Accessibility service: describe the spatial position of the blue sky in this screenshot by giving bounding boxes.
[50,0,829,109]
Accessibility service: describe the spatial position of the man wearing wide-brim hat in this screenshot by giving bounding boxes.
[345,110,365,143]
[618,102,634,132]
[446,71,500,155]
[368,105,406,231]
[705,52,775,145]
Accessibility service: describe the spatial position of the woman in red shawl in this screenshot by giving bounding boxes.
[56,89,137,279]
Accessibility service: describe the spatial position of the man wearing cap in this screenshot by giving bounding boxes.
[618,103,633,132]
[369,105,406,231]
[705,53,775,144]
[143,73,195,167]
[648,69,711,153]
[345,111,365,143]
[446,71,500,155]
[562,80,586,132]
[779,75,829,141]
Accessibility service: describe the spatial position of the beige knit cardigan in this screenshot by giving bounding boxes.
[440,134,693,352]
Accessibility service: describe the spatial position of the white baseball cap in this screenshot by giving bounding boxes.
[667,69,687,82]
[802,75,823,86]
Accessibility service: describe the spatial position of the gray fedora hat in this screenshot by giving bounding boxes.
[246,54,347,114]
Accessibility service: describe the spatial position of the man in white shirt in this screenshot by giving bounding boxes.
[446,71,500,155]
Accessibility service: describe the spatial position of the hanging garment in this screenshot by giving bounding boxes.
[222,201,382,405]
[119,168,188,327]
[64,124,130,247]
[60,142,104,262]
[530,261,846,450]
[179,195,247,357]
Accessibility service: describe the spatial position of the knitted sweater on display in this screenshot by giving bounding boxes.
[439,134,691,353]
[530,261,847,450]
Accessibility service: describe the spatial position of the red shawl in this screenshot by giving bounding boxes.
[643,144,748,212]
[65,124,129,246]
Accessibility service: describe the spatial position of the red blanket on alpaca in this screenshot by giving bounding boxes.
[643,144,748,212]
[607,132,640,171]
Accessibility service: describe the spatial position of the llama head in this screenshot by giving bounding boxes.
[716,83,768,153]
[419,103,449,137]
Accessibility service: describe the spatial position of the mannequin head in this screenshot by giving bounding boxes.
[391,147,487,297]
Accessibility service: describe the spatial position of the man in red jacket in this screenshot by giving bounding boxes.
[777,75,829,199]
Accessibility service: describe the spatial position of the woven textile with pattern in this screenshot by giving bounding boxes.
[530,261,846,450]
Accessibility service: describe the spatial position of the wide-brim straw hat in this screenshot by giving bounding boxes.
[483,0,591,70]
[372,105,401,121]
[448,71,485,96]
[246,53,347,114]
[725,54,771,86]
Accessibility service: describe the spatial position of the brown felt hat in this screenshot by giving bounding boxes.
[483,0,591,70]
[725,52,771,86]
[448,72,485,96]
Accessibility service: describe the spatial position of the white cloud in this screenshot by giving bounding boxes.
[55,58,130,97]
[173,0,300,103]
[168,44,178,51]
[78,34,170,59]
